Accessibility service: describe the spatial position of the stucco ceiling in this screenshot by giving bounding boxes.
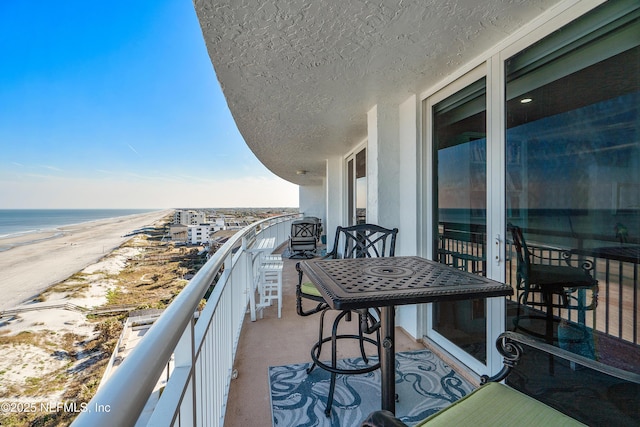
[194,0,563,186]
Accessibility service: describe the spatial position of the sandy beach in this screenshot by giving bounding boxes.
[0,210,171,311]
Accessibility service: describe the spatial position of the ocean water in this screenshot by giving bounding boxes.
[0,209,159,238]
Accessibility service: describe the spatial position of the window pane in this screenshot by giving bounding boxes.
[433,77,487,364]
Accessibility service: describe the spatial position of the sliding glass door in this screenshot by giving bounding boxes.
[423,0,639,374]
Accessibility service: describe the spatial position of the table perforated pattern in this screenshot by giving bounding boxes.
[319,257,487,293]
[301,256,513,310]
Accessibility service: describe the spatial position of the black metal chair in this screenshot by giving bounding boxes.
[296,223,398,416]
[289,219,319,259]
[509,224,598,347]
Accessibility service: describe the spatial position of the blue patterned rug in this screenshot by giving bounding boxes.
[269,350,474,427]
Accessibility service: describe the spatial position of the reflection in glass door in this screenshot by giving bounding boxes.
[432,78,488,363]
[505,1,640,364]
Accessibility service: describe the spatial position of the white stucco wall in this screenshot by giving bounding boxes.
[366,103,400,230]
[324,156,344,250]
[367,99,421,339]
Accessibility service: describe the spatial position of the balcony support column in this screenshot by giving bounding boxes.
[367,102,400,231]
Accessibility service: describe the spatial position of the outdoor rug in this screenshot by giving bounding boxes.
[269,350,475,427]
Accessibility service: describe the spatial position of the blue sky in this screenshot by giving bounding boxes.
[0,0,298,208]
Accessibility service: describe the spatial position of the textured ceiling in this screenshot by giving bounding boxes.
[194,0,562,185]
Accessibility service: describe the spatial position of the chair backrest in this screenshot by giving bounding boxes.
[291,220,318,240]
[327,224,398,259]
[509,224,530,285]
[301,216,322,239]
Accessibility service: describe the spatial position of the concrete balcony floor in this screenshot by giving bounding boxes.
[224,254,428,426]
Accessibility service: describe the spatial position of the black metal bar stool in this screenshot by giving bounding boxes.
[296,224,398,416]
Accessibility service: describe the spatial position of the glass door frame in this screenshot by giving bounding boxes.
[422,63,507,375]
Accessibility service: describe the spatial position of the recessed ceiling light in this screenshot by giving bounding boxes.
[520,98,533,104]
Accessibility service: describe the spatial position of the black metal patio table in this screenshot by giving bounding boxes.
[299,256,513,414]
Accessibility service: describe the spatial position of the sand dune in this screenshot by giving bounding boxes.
[0,210,171,311]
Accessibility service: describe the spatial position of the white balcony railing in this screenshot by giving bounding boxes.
[72,213,299,427]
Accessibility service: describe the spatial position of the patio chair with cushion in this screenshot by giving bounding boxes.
[296,223,399,416]
[362,331,640,426]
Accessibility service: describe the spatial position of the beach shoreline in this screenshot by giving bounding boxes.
[0,230,66,252]
[0,210,172,311]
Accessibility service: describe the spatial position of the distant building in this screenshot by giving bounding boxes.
[212,218,225,232]
[168,224,188,243]
[174,209,206,226]
[171,209,269,241]
[169,222,214,245]
[187,223,213,245]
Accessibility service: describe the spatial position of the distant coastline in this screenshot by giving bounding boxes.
[0,210,172,310]
[0,209,162,251]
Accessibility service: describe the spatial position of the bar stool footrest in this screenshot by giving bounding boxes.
[309,334,381,375]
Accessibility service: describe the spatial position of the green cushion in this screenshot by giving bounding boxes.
[300,282,322,297]
[416,382,585,427]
